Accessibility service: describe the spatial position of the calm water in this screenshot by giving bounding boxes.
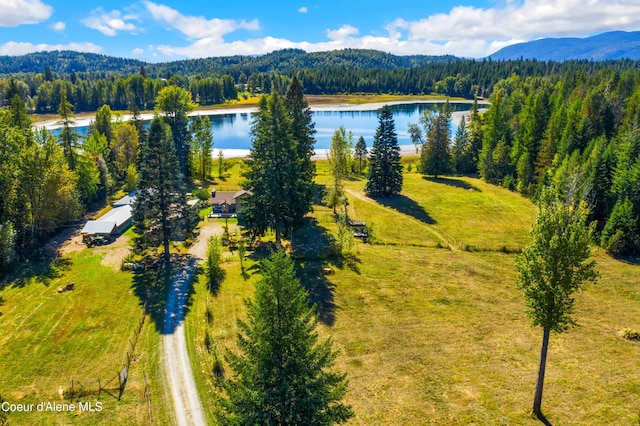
[59,102,473,153]
[208,103,471,151]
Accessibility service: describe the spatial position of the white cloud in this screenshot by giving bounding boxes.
[132,47,144,55]
[82,8,139,36]
[0,41,102,56]
[51,21,66,31]
[298,6,308,13]
[326,25,359,41]
[0,0,53,27]
[143,1,259,40]
[148,0,640,59]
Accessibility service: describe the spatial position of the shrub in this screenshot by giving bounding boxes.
[621,328,640,341]
[192,188,210,202]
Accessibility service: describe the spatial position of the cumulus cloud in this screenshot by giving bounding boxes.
[132,47,144,55]
[51,21,66,31]
[298,6,308,13]
[0,0,53,27]
[0,41,102,56]
[148,0,640,59]
[143,1,258,40]
[326,25,359,41]
[82,8,139,36]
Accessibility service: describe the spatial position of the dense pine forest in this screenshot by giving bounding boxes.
[1,49,639,112]
[1,49,640,277]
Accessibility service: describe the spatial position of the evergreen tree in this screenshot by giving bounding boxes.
[600,197,638,256]
[133,117,189,264]
[189,115,213,181]
[218,250,353,426]
[155,85,197,179]
[419,110,452,178]
[57,86,78,170]
[354,136,367,174]
[516,183,598,419]
[285,76,316,227]
[243,92,313,242]
[452,117,474,174]
[365,105,403,197]
[9,93,31,131]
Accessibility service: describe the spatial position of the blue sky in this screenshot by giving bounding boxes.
[1,0,640,61]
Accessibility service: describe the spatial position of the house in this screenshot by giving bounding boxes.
[209,189,252,217]
[233,190,251,214]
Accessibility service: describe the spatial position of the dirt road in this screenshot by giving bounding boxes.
[163,223,223,426]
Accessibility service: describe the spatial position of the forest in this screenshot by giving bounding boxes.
[1,49,640,113]
[1,50,640,277]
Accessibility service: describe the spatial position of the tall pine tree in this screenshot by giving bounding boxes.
[133,117,189,264]
[285,76,316,228]
[243,89,315,242]
[365,105,403,197]
[155,86,196,179]
[217,250,353,425]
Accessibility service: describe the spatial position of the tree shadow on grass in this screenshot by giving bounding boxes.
[295,259,337,326]
[536,412,553,426]
[5,256,73,289]
[131,254,197,334]
[423,176,481,191]
[372,195,437,225]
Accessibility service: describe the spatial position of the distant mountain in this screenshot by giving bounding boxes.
[0,48,460,76]
[488,31,640,61]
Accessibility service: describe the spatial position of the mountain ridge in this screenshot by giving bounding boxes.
[488,31,640,61]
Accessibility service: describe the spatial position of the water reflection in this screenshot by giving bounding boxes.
[57,102,472,152]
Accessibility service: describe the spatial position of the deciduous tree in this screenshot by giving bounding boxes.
[516,183,598,419]
[189,115,213,181]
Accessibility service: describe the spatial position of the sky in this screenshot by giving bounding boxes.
[1,0,640,62]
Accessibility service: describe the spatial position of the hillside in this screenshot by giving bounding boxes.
[488,31,640,61]
[0,48,458,76]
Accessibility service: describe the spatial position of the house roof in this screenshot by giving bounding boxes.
[210,191,237,205]
[113,192,136,207]
[233,190,252,199]
[98,205,132,228]
[81,220,117,235]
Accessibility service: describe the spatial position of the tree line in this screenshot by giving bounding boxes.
[1,50,640,113]
[409,67,640,257]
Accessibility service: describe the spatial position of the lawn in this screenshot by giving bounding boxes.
[0,249,170,425]
[187,160,640,425]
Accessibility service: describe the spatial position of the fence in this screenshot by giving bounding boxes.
[65,300,149,405]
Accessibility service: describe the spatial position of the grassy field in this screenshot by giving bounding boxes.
[0,247,170,425]
[186,159,640,425]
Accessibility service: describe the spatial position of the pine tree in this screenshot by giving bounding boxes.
[57,86,78,170]
[155,86,197,179]
[452,117,474,174]
[419,110,452,178]
[133,117,189,264]
[285,76,316,227]
[365,105,403,197]
[354,136,367,174]
[218,250,353,426]
[244,91,314,242]
[516,183,598,419]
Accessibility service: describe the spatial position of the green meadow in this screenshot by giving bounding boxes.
[187,158,640,425]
